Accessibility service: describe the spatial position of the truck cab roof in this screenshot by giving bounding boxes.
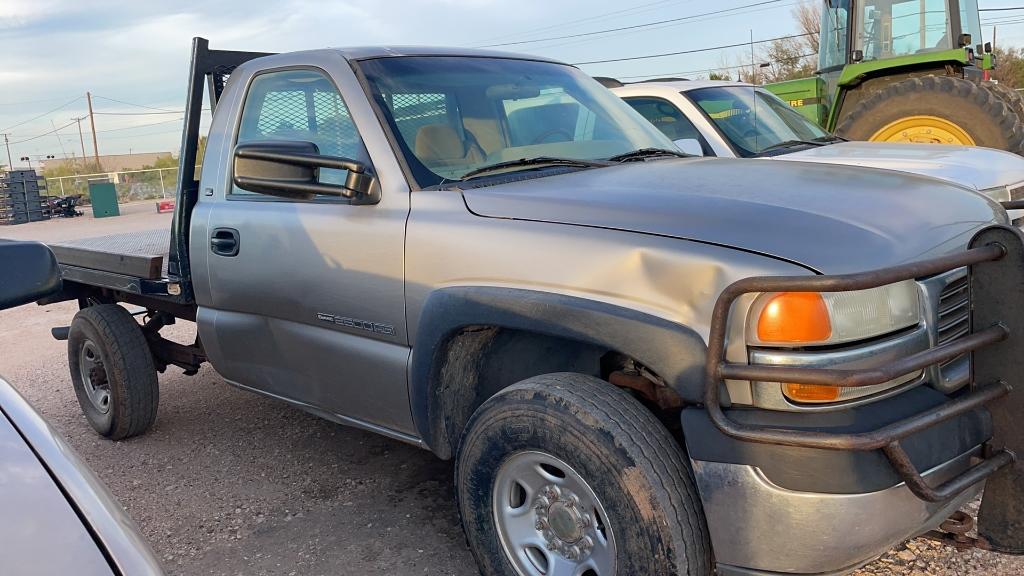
[248,45,565,64]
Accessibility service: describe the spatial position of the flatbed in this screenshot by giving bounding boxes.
[47,230,178,298]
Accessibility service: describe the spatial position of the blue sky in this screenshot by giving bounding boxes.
[1,0,1022,166]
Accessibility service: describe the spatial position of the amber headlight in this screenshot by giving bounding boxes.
[747,280,922,347]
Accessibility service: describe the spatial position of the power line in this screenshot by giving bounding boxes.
[100,127,187,140]
[0,95,84,132]
[92,110,184,116]
[8,117,184,145]
[616,52,816,79]
[501,0,802,53]
[0,95,83,107]
[571,31,814,65]
[7,119,79,145]
[478,0,788,47]
[95,118,184,133]
[471,0,692,45]
[980,6,1024,11]
[90,95,178,113]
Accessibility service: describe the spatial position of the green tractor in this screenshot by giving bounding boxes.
[765,0,1024,153]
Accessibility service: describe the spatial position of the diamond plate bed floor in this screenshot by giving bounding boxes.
[49,229,170,279]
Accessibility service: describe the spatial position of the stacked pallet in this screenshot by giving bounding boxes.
[1,170,50,225]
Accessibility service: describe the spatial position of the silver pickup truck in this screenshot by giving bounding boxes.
[36,38,1024,576]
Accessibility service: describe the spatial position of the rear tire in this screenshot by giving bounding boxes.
[835,76,1024,152]
[982,81,1024,153]
[456,373,712,576]
[68,304,159,439]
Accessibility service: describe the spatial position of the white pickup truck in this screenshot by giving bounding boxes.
[604,78,1024,218]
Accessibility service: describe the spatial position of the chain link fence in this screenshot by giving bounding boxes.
[45,167,188,205]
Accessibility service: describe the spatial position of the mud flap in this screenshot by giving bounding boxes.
[971,225,1024,554]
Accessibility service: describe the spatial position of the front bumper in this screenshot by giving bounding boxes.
[697,224,1024,571]
[695,450,980,575]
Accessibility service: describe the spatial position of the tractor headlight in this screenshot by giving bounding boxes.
[747,280,922,347]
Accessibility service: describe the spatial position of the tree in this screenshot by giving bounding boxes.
[758,2,820,83]
[733,2,821,84]
[991,46,1024,88]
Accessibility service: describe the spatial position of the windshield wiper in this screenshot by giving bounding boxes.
[607,148,692,162]
[813,134,847,143]
[759,139,828,153]
[460,157,611,180]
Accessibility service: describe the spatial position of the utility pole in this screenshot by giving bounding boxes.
[73,116,87,166]
[2,134,11,173]
[86,92,100,168]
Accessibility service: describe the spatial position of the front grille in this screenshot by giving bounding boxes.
[936,274,970,367]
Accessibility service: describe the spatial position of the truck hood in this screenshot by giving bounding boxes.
[462,158,1004,274]
[775,141,1024,192]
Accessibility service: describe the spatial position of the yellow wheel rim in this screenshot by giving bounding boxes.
[869,115,976,145]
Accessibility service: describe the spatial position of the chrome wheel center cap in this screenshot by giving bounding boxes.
[547,502,584,543]
[533,484,595,561]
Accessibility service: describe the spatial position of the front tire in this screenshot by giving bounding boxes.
[68,304,159,439]
[456,373,711,576]
[835,76,1024,151]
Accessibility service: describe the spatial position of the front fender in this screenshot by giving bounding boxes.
[409,286,708,457]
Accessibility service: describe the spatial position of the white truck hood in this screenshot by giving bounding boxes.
[775,141,1024,192]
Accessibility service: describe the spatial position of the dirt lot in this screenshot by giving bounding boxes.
[1,205,1022,575]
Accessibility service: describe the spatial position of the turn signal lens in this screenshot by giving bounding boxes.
[756,292,832,343]
[783,383,841,403]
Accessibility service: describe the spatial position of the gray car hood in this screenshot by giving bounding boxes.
[462,158,1004,274]
[777,141,1024,192]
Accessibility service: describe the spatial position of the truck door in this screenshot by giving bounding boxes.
[191,62,415,438]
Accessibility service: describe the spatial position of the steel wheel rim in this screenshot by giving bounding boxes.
[870,115,976,145]
[79,340,111,414]
[492,450,616,576]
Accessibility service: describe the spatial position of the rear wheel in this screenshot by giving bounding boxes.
[835,76,1024,151]
[982,81,1024,153]
[456,373,711,576]
[68,304,159,439]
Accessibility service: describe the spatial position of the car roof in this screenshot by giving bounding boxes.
[609,79,754,95]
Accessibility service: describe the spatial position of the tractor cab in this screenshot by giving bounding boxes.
[766,0,1021,152]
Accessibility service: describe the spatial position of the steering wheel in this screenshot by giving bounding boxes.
[531,128,574,145]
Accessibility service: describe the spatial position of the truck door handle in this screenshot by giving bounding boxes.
[210,228,240,257]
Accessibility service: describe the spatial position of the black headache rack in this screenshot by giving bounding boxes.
[166,38,272,301]
[704,224,1024,554]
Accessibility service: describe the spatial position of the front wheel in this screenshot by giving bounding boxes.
[456,373,711,576]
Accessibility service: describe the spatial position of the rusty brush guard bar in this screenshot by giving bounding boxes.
[703,225,1024,532]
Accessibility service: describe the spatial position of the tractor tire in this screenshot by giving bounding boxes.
[456,373,712,576]
[982,81,1024,152]
[834,76,1024,153]
[68,304,159,440]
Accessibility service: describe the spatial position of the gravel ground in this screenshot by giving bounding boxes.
[2,208,1023,575]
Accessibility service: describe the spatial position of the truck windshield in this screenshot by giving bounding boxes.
[687,86,830,157]
[356,56,674,187]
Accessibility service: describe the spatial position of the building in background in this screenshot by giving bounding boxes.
[41,152,174,173]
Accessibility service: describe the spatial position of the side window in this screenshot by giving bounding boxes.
[622,97,703,142]
[232,69,368,197]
